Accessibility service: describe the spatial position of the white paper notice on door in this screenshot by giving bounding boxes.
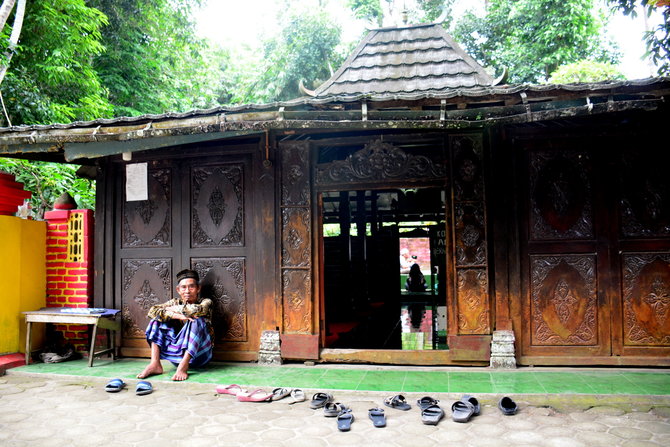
[126,162,148,201]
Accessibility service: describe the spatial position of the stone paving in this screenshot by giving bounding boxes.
[1,372,670,447]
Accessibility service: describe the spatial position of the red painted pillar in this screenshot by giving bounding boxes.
[44,208,95,352]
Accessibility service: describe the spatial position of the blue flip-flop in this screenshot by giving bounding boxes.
[136,381,153,396]
[104,378,125,393]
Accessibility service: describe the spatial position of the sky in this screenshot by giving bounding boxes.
[195,0,663,80]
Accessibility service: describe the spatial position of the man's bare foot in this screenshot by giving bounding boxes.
[172,367,188,381]
[137,363,163,379]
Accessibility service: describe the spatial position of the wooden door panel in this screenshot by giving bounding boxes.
[191,165,244,247]
[530,255,598,346]
[529,151,593,240]
[521,146,608,358]
[120,258,172,339]
[122,168,172,247]
[622,254,670,346]
[192,257,248,343]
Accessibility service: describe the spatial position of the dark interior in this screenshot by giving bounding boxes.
[321,187,447,349]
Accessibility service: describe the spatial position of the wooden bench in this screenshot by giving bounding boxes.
[23,308,121,367]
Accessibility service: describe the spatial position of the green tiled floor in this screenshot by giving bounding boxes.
[14,358,670,395]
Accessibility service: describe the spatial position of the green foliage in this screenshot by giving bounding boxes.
[453,0,621,83]
[607,0,670,75]
[0,0,218,126]
[88,0,219,116]
[1,0,113,125]
[346,0,453,27]
[225,9,343,104]
[0,158,95,219]
[347,0,385,27]
[548,60,626,83]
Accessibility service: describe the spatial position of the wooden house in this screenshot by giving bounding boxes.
[2,23,669,366]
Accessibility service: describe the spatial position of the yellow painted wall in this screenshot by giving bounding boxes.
[0,216,46,354]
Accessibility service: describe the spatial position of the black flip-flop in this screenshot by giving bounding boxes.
[368,407,386,427]
[499,396,518,415]
[384,394,411,411]
[451,400,475,422]
[136,381,152,396]
[104,378,125,393]
[417,396,439,410]
[421,404,444,425]
[310,392,333,409]
[337,408,354,431]
[323,402,347,417]
[461,394,480,416]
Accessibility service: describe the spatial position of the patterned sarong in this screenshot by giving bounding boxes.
[145,318,213,367]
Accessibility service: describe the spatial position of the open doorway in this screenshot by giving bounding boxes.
[321,187,448,350]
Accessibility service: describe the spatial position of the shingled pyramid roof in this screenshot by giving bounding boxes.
[312,22,494,98]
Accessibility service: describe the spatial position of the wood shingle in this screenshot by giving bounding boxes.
[313,23,494,97]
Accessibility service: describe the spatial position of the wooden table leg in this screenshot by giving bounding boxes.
[25,321,32,366]
[88,324,98,367]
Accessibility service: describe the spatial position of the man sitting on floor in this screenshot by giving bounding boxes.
[137,269,213,381]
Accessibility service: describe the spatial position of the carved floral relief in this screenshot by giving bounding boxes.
[530,255,597,346]
[623,253,670,345]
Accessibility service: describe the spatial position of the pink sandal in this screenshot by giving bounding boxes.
[216,384,246,395]
[236,389,273,402]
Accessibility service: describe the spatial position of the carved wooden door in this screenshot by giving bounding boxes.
[519,139,670,362]
[116,154,258,359]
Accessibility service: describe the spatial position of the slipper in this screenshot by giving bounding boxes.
[451,400,475,423]
[323,402,347,417]
[236,389,273,402]
[288,388,306,404]
[271,387,292,401]
[417,396,439,410]
[421,404,444,425]
[499,396,518,415]
[337,408,354,431]
[104,378,125,393]
[216,384,246,395]
[310,392,333,409]
[368,407,386,428]
[384,394,411,411]
[135,381,153,396]
[461,394,480,416]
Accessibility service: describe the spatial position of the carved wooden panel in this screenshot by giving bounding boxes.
[282,269,312,334]
[121,258,172,338]
[191,165,244,247]
[530,255,597,346]
[457,268,490,334]
[316,139,447,185]
[122,169,171,247]
[192,258,247,343]
[281,142,310,206]
[623,253,670,346]
[282,208,311,268]
[620,151,670,238]
[455,203,486,266]
[451,135,484,201]
[529,151,593,240]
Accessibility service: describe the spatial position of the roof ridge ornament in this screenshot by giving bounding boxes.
[298,80,317,97]
[493,67,508,86]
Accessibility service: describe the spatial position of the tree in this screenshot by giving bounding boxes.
[347,0,454,27]
[227,8,344,104]
[607,0,670,75]
[88,0,219,117]
[0,0,112,125]
[548,60,626,83]
[452,0,620,83]
[0,159,95,219]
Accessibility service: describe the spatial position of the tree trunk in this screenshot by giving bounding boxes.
[0,0,17,34]
[0,0,25,87]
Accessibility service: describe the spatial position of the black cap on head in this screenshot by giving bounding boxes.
[176,269,199,284]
